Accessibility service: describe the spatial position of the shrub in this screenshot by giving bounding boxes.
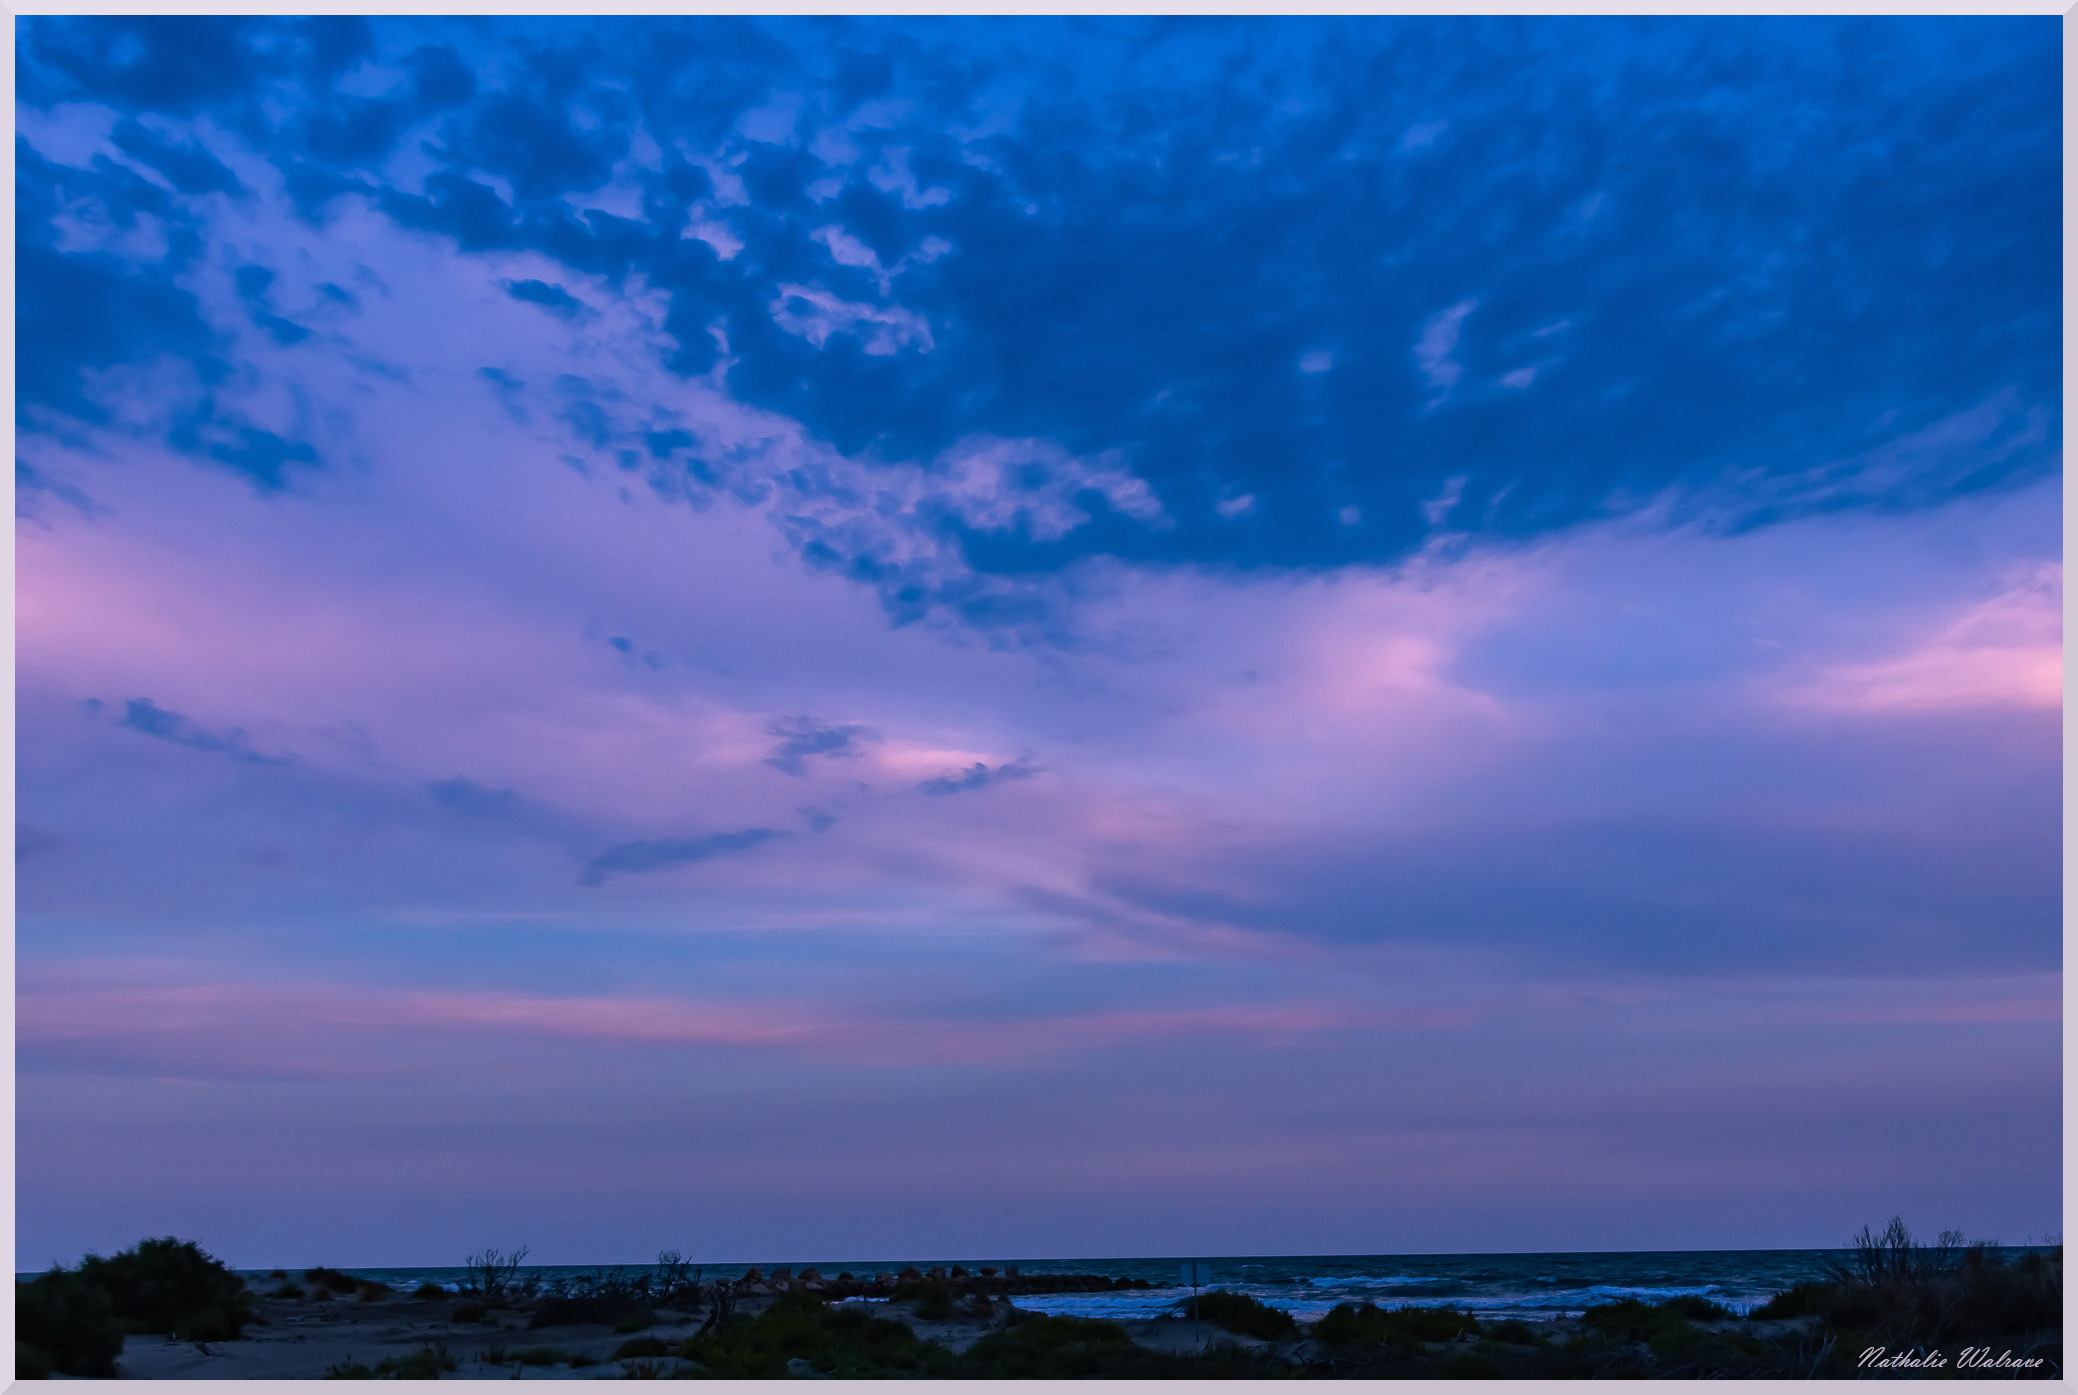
[615,1336,671,1359]
[16,1269,125,1378]
[77,1237,251,1342]
[17,1340,55,1380]
[896,1281,954,1319]
[1581,1297,1685,1343]
[464,1246,530,1301]
[412,1281,447,1301]
[961,1313,1174,1378]
[1657,1294,1733,1322]
[1747,1225,2062,1360]
[322,1358,374,1379]
[1748,1281,1823,1320]
[272,1283,305,1301]
[1482,1318,1545,1345]
[303,1267,357,1292]
[678,1292,954,1378]
[619,1357,665,1378]
[356,1281,388,1303]
[1312,1302,1481,1348]
[614,1308,657,1333]
[518,1345,572,1366]
[375,1342,457,1378]
[480,1342,511,1365]
[1174,1289,1298,1340]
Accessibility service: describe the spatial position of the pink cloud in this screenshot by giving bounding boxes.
[1778,562,2061,714]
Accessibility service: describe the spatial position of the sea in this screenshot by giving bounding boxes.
[210,1248,1929,1323]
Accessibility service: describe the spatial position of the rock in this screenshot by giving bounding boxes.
[742,1267,763,1283]
[949,1265,969,1279]
[979,1268,998,1279]
[770,1268,793,1284]
[799,1269,822,1283]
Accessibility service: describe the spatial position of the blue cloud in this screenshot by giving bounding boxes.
[427,778,519,818]
[505,279,584,317]
[580,827,781,884]
[14,134,321,490]
[763,716,873,775]
[16,16,2058,615]
[118,697,292,765]
[917,760,1037,796]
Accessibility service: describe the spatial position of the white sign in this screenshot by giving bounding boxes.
[1180,1261,1212,1286]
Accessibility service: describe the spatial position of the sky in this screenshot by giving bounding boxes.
[13,16,2062,1271]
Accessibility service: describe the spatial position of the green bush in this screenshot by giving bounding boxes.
[322,1357,374,1379]
[1482,1318,1545,1345]
[517,1345,572,1366]
[890,1279,956,1319]
[1581,1297,1690,1343]
[1175,1289,1298,1340]
[412,1281,447,1301]
[1745,1227,2061,1365]
[1748,1281,1823,1320]
[16,1269,125,1378]
[303,1267,358,1292]
[375,1342,457,1378]
[678,1292,955,1378]
[961,1313,1178,1378]
[1311,1302,1481,1348]
[272,1282,305,1301]
[16,1339,55,1380]
[79,1237,251,1341]
[1657,1294,1733,1321]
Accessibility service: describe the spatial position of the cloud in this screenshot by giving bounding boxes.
[580,828,782,885]
[917,759,1038,796]
[503,279,585,318]
[117,697,292,764]
[768,283,934,356]
[763,716,873,775]
[427,777,519,817]
[14,17,2054,593]
[1413,299,1476,396]
[1780,563,2062,714]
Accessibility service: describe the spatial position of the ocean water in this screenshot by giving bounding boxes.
[216,1247,1897,1322]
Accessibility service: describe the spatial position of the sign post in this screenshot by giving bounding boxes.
[1180,1261,1211,1349]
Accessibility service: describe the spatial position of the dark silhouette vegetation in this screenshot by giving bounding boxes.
[17,1237,252,1376]
[1179,1288,1300,1339]
[15,1219,2060,1378]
